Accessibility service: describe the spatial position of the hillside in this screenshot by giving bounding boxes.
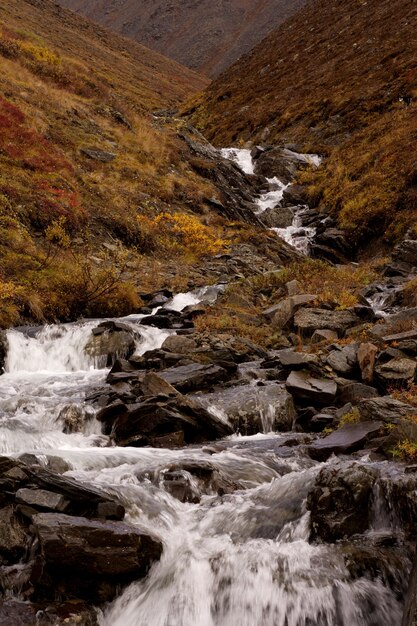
[0,0,273,328]
[190,0,417,247]
[58,0,306,77]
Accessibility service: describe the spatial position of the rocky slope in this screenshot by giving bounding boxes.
[190,0,417,247]
[0,0,294,329]
[58,0,306,77]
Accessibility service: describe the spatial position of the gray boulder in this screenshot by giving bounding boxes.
[359,396,416,423]
[294,308,360,337]
[308,421,383,461]
[286,370,337,405]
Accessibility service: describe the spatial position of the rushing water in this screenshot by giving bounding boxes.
[221,147,318,254]
[0,287,408,625]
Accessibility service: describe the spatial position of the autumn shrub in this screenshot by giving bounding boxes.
[137,211,227,259]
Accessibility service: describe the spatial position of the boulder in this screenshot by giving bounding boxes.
[282,184,309,206]
[161,335,197,354]
[15,488,70,513]
[159,363,228,392]
[0,506,29,564]
[286,370,337,405]
[276,349,319,370]
[308,421,383,461]
[337,381,379,405]
[254,147,311,183]
[307,463,378,541]
[358,396,416,423]
[375,358,417,388]
[111,392,233,446]
[260,206,294,228]
[263,294,317,329]
[357,342,378,383]
[392,239,417,266]
[294,308,360,337]
[311,329,338,344]
[31,513,162,602]
[85,326,136,367]
[193,382,296,434]
[326,344,358,377]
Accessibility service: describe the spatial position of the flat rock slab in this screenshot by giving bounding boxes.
[294,308,360,337]
[160,363,227,392]
[308,421,383,461]
[32,513,162,577]
[286,370,337,405]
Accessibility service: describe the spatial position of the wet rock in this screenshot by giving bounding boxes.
[85,327,136,367]
[375,358,417,389]
[193,382,296,434]
[0,506,29,564]
[357,342,378,383]
[253,147,311,183]
[311,329,338,344]
[307,463,377,541]
[111,392,233,446]
[260,205,294,228]
[308,421,383,461]
[392,239,417,267]
[0,600,98,626]
[286,370,337,405]
[32,513,162,599]
[337,380,379,404]
[359,396,416,423]
[16,488,70,513]
[402,551,417,626]
[326,344,358,377]
[294,308,360,337]
[159,362,228,393]
[58,404,85,434]
[282,183,308,206]
[0,330,7,375]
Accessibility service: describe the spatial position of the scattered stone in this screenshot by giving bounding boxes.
[337,380,379,405]
[326,344,358,377]
[308,421,383,461]
[80,147,116,162]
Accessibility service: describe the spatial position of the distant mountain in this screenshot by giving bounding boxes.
[191,0,417,246]
[57,0,306,77]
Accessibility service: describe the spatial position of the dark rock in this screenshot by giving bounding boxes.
[286,370,337,405]
[310,413,335,432]
[111,391,233,446]
[85,327,136,367]
[276,349,319,370]
[260,205,294,228]
[96,502,125,521]
[58,404,85,434]
[254,147,311,183]
[294,308,360,337]
[359,396,416,423]
[402,550,417,626]
[32,513,162,600]
[326,344,358,377]
[375,358,417,389]
[337,380,379,404]
[307,463,377,541]
[282,183,309,206]
[140,315,175,329]
[15,488,70,513]
[80,147,116,162]
[159,363,227,392]
[308,421,383,461]
[0,600,98,626]
[161,335,198,354]
[0,506,29,564]
[0,330,7,375]
[311,329,338,344]
[393,239,417,267]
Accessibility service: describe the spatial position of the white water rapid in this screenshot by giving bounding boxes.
[221,147,319,254]
[0,285,407,624]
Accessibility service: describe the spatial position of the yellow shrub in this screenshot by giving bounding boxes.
[18,41,61,66]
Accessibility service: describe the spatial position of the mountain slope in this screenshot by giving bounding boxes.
[0,0,218,327]
[191,0,417,246]
[58,0,306,77]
